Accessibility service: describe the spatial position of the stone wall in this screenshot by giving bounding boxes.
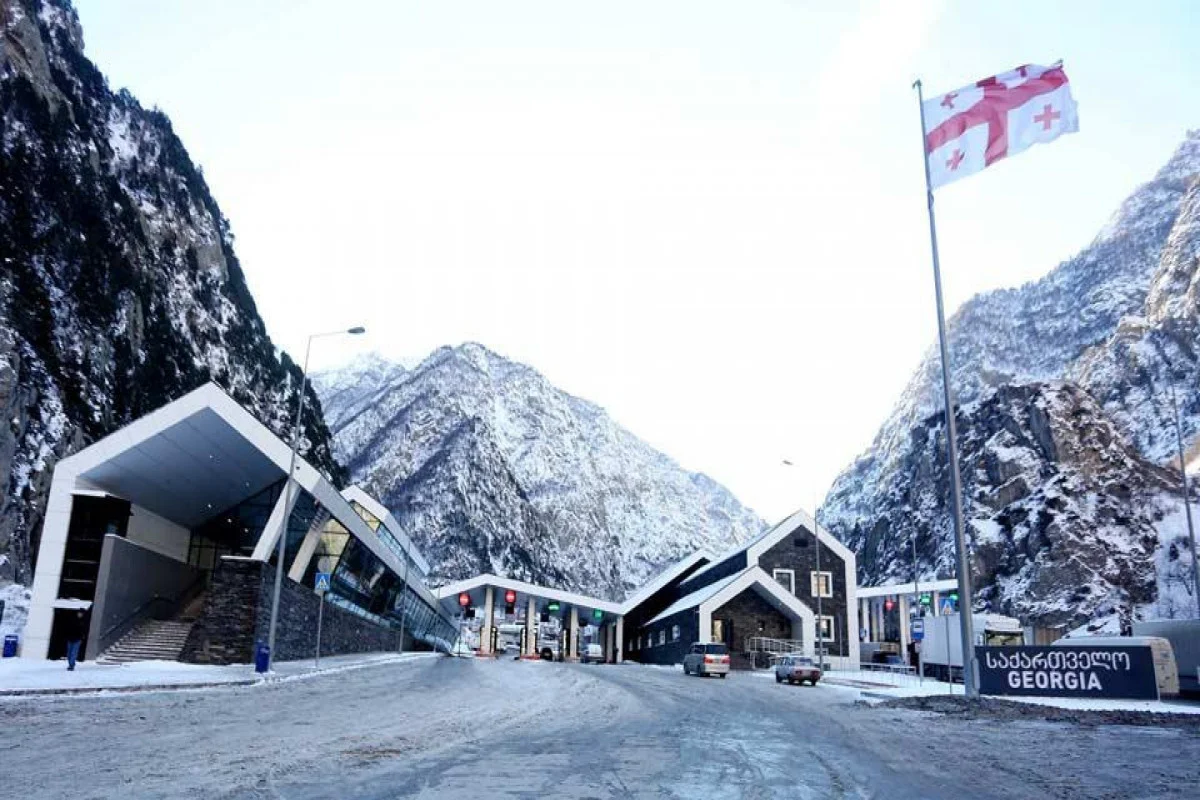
[252,562,405,662]
[182,557,410,665]
[181,558,261,665]
[712,587,793,668]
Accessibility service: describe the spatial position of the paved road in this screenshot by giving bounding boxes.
[3,657,1198,798]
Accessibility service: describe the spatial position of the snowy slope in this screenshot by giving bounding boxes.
[0,0,344,586]
[316,345,765,600]
[822,131,1200,629]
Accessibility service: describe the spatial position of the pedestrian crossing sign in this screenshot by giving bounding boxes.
[939,597,954,615]
[315,572,331,593]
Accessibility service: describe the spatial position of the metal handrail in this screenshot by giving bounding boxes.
[99,574,206,643]
[746,636,805,654]
[99,595,176,642]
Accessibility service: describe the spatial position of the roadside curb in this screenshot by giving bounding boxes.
[0,678,260,698]
[0,652,441,698]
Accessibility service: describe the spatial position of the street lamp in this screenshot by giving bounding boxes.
[782,460,825,671]
[1157,349,1200,618]
[265,326,365,671]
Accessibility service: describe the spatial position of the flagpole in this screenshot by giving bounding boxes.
[913,79,978,698]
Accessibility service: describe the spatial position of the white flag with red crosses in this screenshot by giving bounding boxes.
[923,62,1078,190]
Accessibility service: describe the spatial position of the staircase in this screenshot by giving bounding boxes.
[97,619,197,664]
[97,592,206,664]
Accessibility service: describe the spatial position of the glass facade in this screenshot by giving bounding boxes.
[348,500,421,578]
[191,480,458,650]
[189,481,285,569]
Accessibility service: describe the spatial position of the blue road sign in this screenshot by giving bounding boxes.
[315,572,331,592]
[939,597,955,616]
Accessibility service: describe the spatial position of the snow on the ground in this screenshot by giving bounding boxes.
[1001,695,1200,715]
[815,670,1200,713]
[0,651,437,694]
[0,583,30,639]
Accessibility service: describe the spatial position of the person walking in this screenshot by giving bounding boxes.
[65,609,87,671]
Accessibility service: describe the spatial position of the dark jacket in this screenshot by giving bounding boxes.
[64,611,88,641]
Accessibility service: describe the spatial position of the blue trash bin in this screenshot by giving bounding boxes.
[3,634,18,658]
[254,641,270,673]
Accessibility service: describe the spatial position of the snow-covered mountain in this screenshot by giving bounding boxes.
[822,131,1200,630]
[314,345,765,600]
[0,0,343,584]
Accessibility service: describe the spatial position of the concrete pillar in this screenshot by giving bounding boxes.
[932,591,941,617]
[481,586,495,655]
[873,598,885,642]
[600,623,609,662]
[524,597,536,657]
[568,606,579,660]
[615,616,624,664]
[898,595,910,656]
[859,598,869,642]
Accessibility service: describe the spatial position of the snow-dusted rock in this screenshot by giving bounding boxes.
[0,0,343,584]
[316,345,765,600]
[822,131,1200,629]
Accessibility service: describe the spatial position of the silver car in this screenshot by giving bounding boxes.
[682,642,730,677]
[775,655,822,685]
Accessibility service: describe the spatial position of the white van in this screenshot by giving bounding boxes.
[581,643,604,664]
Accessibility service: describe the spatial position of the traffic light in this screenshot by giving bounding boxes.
[504,589,516,616]
[884,597,895,612]
[919,593,932,606]
[593,609,603,622]
[547,601,560,612]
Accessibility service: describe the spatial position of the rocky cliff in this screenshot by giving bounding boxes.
[0,0,343,585]
[822,131,1200,630]
[314,344,765,600]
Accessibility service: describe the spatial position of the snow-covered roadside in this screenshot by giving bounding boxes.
[0,582,30,639]
[759,667,1200,715]
[0,650,438,695]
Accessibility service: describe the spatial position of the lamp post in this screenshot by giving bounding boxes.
[1158,351,1200,618]
[265,326,365,671]
[782,460,825,670]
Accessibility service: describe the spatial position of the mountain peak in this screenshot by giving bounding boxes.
[822,129,1200,630]
[315,344,765,599]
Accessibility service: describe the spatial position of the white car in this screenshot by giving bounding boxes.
[682,643,730,677]
[581,643,604,663]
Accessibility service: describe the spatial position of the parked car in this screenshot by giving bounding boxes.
[682,643,730,677]
[581,643,604,664]
[775,655,821,685]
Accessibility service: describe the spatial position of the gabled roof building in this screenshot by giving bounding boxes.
[24,383,457,664]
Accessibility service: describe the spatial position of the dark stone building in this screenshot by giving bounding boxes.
[622,510,859,670]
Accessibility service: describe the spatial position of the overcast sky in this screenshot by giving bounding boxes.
[75,0,1199,522]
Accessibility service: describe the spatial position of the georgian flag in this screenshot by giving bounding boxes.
[923,62,1079,190]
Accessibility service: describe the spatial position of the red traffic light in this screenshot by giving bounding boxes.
[504,589,517,604]
[884,598,895,612]
[458,592,470,607]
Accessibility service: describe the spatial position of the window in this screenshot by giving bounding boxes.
[671,624,680,642]
[703,644,728,655]
[658,629,666,646]
[811,571,833,598]
[644,634,651,648]
[712,619,725,644]
[772,568,796,595]
[817,615,836,642]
